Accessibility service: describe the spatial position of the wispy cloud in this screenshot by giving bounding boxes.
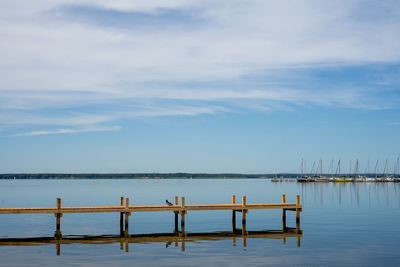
[14,126,121,137]
[0,102,227,136]
[0,111,115,127]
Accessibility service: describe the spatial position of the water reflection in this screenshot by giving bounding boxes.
[0,228,302,255]
[299,182,400,207]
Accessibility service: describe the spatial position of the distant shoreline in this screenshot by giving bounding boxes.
[0,173,299,179]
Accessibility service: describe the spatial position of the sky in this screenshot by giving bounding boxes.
[0,0,400,173]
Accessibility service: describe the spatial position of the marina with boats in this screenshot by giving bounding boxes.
[273,157,400,183]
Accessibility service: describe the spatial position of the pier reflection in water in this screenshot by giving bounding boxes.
[0,228,302,255]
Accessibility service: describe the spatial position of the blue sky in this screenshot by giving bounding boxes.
[0,0,400,173]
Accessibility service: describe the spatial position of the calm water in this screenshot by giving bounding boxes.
[0,179,400,266]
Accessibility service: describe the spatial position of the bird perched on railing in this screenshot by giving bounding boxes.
[165,200,173,206]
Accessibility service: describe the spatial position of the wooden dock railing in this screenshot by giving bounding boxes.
[0,194,302,239]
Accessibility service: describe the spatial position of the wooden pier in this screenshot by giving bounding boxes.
[0,194,302,247]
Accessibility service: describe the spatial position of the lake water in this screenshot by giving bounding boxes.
[0,179,400,266]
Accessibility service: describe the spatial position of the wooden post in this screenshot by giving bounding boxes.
[181,238,185,252]
[297,235,301,247]
[56,197,61,209]
[174,196,178,232]
[282,236,286,244]
[56,241,60,256]
[55,198,61,236]
[56,215,61,231]
[242,196,246,235]
[242,235,247,247]
[180,211,185,233]
[282,194,286,232]
[174,213,178,232]
[242,210,247,235]
[232,195,236,233]
[232,236,236,247]
[296,195,300,234]
[125,198,130,237]
[181,197,185,233]
[125,197,129,208]
[120,197,124,236]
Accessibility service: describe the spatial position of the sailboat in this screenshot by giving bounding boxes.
[394,155,400,182]
[297,159,312,182]
[334,160,348,182]
[315,159,329,182]
[365,160,379,182]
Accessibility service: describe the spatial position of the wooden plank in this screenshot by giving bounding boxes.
[0,199,301,214]
[0,204,302,214]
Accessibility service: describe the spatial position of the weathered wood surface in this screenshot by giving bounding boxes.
[0,203,301,214]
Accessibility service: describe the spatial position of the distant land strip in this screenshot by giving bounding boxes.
[0,173,299,179]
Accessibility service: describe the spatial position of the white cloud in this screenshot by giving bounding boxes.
[1,0,400,135]
[1,0,400,92]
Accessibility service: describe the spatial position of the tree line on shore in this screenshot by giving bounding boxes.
[0,173,299,179]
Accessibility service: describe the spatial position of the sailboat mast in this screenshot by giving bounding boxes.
[384,159,388,178]
[374,160,379,178]
[355,159,359,178]
[320,159,323,177]
[349,160,352,178]
[311,161,316,176]
[335,160,341,177]
[301,158,304,177]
